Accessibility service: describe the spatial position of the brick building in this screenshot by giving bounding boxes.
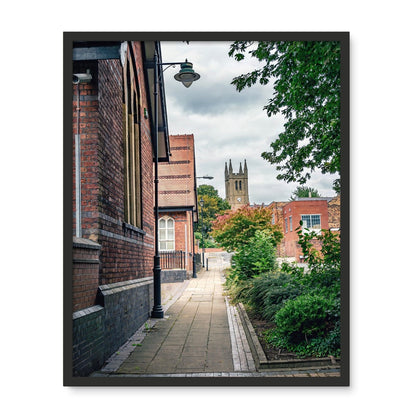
[158,134,198,278]
[70,40,171,376]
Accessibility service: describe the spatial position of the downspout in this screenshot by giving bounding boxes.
[74,81,82,238]
[72,69,92,238]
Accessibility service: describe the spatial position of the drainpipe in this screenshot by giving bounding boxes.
[74,81,82,238]
[72,69,92,238]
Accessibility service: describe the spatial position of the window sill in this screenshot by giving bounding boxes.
[123,222,146,236]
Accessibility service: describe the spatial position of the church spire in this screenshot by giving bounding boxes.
[244,159,248,173]
[229,159,233,174]
[239,162,243,174]
[224,161,228,178]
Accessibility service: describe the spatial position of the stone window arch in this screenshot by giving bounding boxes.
[159,216,175,251]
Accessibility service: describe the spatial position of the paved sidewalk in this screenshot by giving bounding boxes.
[113,254,233,374]
[92,252,340,378]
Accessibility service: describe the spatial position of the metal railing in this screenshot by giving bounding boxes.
[160,250,186,270]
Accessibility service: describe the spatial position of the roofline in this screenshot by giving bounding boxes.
[158,206,195,212]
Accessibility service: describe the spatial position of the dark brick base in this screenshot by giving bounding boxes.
[161,269,187,283]
[72,305,105,376]
[98,277,154,359]
[72,277,154,376]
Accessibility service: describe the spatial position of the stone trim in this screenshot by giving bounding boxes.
[99,276,153,293]
[73,237,101,250]
[73,304,104,320]
[73,258,100,264]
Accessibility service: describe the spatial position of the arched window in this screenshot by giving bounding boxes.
[123,47,141,228]
[239,180,242,190]
[159,216,175,250]
[235,181,238,190]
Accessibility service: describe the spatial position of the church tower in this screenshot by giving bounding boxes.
[225,159,249,210]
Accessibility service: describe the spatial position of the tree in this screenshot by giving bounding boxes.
[211,205,282,252]
[196,185,230,247]
[289,185,321,200]
[229,41,341,193]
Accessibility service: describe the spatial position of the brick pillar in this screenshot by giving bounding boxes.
[72,237,101,312]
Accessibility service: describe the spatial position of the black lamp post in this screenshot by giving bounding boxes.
[151,48,200,319]
[199,197,206,268]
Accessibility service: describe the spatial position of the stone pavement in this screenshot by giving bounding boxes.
[92,252,340,378]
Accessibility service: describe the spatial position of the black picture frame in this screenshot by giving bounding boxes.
[64,31,349,387]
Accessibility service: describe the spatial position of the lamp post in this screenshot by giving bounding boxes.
[192,176,213,278]
[199,197,206,268]
[151,47,200,319]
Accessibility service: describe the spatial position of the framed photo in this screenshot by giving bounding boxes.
[64,32,349,386]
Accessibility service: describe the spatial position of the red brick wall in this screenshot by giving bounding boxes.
[72,42,156,291]
[72,61,100,238]
[268,201,286,257]
[283,200,329,261]
[328,194,341,230]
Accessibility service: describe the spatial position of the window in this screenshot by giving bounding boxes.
[123,49,142,228]
[159,217,175,251]
[284,218,288,233]
[301,214,321,233]
[289,216,293,231]
[235,181,238,190]
[239,180,242,190]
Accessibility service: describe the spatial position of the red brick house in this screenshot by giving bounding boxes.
[158,134,198,278]
[281,197,334,261]
[70,40,171,376]
[266,196,340,262]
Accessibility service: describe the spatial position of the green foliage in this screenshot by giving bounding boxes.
[246,271,301,321]
[295,223,341,271]
[212,205,282,252]
[289,185,321,200]
[272,293,338,343]
[229,41,341,193]
[223,268,253,305]
[268,227,341,357]
[231,230,276,280]
[196,185,230,246]
[266,295,340,357]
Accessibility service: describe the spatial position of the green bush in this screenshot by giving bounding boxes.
[266,293,340,356]
[231,229,276,280]
[246,271,301,321]
[223,268,253,305]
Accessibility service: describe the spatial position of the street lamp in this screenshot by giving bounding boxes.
[151,47,200,319]
[199,197,206,269]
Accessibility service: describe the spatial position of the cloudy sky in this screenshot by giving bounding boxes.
[161,41,339,204]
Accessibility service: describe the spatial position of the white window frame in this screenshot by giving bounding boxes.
[301,214,321,234]
[289,216,293,232]
[159,216,175,251]
[284,218,288,233]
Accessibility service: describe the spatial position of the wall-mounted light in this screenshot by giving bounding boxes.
[72,69,92,84]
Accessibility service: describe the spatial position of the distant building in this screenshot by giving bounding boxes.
[268,196,341,262]
[158,134,198,278]
[281,198,332,262]
[224,159,249,210]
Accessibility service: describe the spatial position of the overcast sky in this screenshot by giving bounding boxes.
[161,41,339,204]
